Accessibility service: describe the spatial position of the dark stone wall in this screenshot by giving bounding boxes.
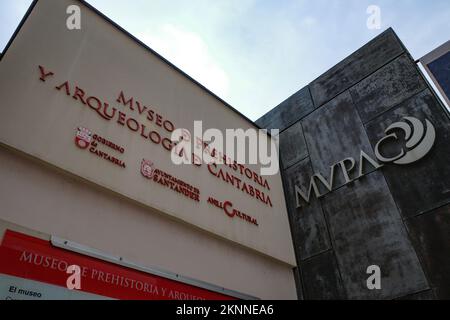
[257,28,450,300]
[406,205,450,299]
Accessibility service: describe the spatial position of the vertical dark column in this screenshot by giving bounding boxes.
[258,28,450,299]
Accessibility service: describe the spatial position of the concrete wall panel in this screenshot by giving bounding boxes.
[350,54,426,123]
[365,90,450,218]
[309,28,404,108]
[300,251,346,300]
[406,204,450,299]
[279,121,308,170]
[284,159,331,261]
[302,91,377,191]
[256,86,314,132]
[320,171,429,299]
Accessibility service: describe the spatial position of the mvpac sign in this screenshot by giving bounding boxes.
[295,116,436,208]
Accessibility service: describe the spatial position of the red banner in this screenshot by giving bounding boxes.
[0,230,235,300]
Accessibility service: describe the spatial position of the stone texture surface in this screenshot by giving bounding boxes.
[300,251,347,300]
[365,90,450,218]
[406,204,450,299]
[283,158,331,261]
[258,28,450,300]
[302,91,377,191]
[309,28,404,108]
[279,121,308,169]
[320,171,429,299]
[256,86,314,132]
[350,54,427,124]
[292,268,304,300]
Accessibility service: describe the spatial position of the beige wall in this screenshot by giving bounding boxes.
[0,0,298,299]
[0,146,297,299]
[0,0,295,265]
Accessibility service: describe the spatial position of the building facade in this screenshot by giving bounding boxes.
[257,28,450,300]
[0,0,296,300]
[0,0,449,301]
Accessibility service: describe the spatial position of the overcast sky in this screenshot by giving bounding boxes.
[0,0,449,120]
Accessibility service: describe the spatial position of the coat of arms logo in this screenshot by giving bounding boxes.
[141,159,155,179]
[75,127,93,149]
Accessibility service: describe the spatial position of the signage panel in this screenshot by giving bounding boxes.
[0,230,235,300]
[0,0,295,265]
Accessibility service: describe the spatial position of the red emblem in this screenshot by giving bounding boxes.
[75,127,93,149]
[141,159,155,179]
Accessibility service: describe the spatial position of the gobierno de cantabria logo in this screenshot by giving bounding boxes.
[75,126,93,149]
[74,126,126,168]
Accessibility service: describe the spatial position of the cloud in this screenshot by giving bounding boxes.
[301,16,317,28]
[0,0,33,52]
[138,24,230,100]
